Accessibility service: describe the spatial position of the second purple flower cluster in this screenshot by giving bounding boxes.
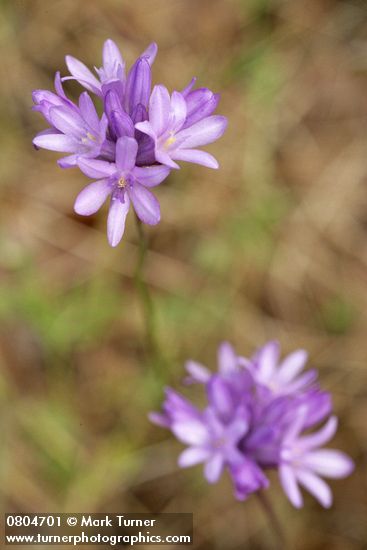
[151,341,354,508]
[32,40,227,247]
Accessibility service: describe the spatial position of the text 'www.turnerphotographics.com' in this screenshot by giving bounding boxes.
[5,514,193,546]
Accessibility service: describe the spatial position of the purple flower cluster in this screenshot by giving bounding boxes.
[32,40,227,247]
[150,341,354,508]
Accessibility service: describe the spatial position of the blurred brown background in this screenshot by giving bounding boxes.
[0,0,366,548]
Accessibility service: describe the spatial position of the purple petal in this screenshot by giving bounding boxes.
[279,464,303,508]
[78,92,100,132]
[207,377,234,421]
[184,360,211,384]
[49,106,84,138]
[154,149,180,169]
[170,148,218,169]
[57,154,78,168]
[285,370,317,393]
[74,179,111,216]
[302,450,354,479]
[172,420,210,446]
[148,411,170,428]
[181,77,197,97]
[277,350,308,385]
[115,137,138,172]
[107,194,130,247]
[149,85,171,135]
[296,469,332,508]
[218,341,238,375]
[32,133,77,153]
[183,90,220,129]
[65,55,101,95]
[170,91,187,132]
[256,341,279,381]
[128,182,160,225]
[134,120,156,141]
[125,57,151,115]
[54,71,68,99]
[178,447,211,468]
[132,165,170,187]
[141,42,158,65]
[77,157,116,179]
[111,110,135,138]
[102,39,125,78]
[131,103,148,124]
[298,416,338,451]
[177,115,227,148]
[204,453,224,483]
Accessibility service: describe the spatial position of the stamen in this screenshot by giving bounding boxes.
[164,135,176,150]
[118,176,126,188]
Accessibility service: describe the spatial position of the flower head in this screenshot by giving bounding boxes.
[32,39,227,246]
[151,341,354,508]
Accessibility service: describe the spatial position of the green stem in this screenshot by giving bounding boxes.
[134,215,163,378]
[256,491,287,550]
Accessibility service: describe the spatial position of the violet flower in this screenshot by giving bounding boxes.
[33,92,110,168]
[74,136,169,246]
[135,85,227,169]
[32,39,227,246]
[279,412,354,508]
[150,341,354,508]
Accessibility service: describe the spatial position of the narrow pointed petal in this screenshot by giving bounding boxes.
[149,85,171,135]
[302,450,354,478]
[65,55,101,95]
[279,464,303,508]
[33,133,77,153]
[132,165,170,187]
[107,194,130,247]
[115,137,138,171]
[172,420,210,446]
[111,111,135,138]
[218,341,238,375]
[298,417,338,451]
[77,157,115,179]
[57,154,78,168]
[102,39,125,77]
[49,106,84,138]
[134,120,156,141]
[277,350,308,384]
[204,453,224,483]
[184,360,211,384]
[125,57,151,115]
[141,42,158,65]
[183,92,220,129]
[74,179,111,216]
[181,77,197,97]
[256,341,279,381]
[170,91,187,132]
[296,470,332,508]
[177,115,227,148]
[207,377,234,421]
[170,148,218,169]
[178,447,211,468]
[78,92,100,132]
[129,182,160,225]
[285,370,317,393]
[155,149,180,169]
[54,71,68,99]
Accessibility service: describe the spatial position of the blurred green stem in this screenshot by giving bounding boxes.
[256,491,287,550]
[134,215,163,378]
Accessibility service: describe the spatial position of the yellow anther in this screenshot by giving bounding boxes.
[164,135,176,150]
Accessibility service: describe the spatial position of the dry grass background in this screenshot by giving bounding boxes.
[0,0,366,548]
